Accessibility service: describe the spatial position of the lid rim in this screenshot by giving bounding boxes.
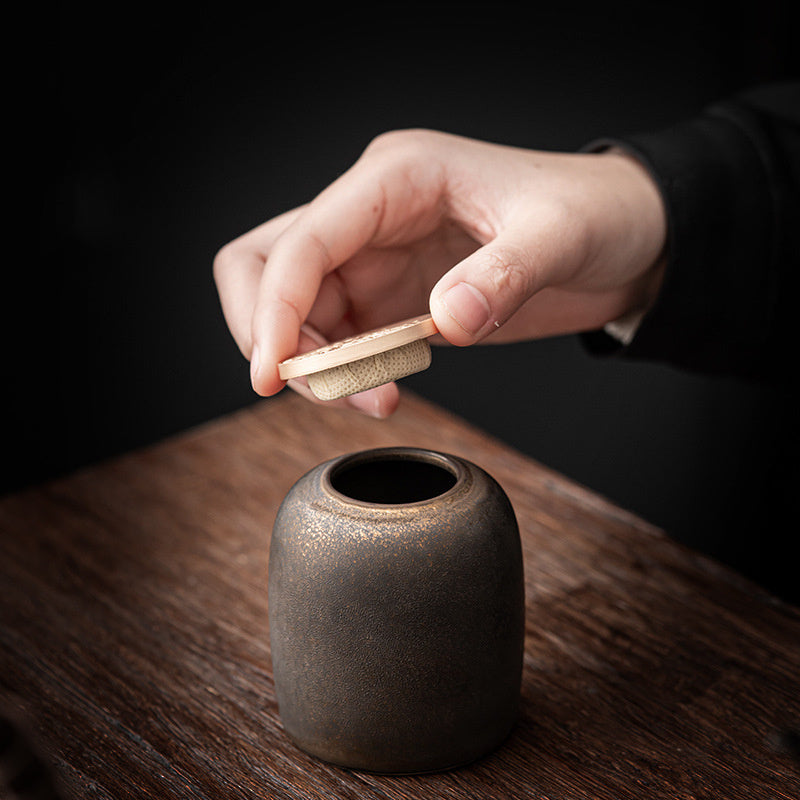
[277,314,436,380]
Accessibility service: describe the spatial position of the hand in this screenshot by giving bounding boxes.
[213,129,667,416]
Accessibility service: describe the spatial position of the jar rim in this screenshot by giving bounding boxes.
[323,447,466,508]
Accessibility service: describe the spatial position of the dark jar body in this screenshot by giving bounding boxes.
[268,447,525,773]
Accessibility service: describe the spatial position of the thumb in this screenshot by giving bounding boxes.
[430,234,542,346]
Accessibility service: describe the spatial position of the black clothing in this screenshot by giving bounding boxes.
[580,85,800,605]
[582,82,800,389]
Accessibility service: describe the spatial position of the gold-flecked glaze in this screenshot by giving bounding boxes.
[268,447,525,773]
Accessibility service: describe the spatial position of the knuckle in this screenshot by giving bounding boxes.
[212,242,237,284]
[363,128,439,160]
[364,129,403,153]
[484,244,534,299]
[300,229,334,275]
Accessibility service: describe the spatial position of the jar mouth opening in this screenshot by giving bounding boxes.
[326,448,462,506]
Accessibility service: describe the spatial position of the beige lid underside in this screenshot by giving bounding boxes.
[278,314,437,380]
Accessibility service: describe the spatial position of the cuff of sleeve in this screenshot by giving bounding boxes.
[603,306,648,346]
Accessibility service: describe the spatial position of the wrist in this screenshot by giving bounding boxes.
[595,146,668,321]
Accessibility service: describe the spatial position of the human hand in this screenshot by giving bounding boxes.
[213,130,667,416]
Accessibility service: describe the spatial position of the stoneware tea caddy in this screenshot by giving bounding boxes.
[268,446,525,773]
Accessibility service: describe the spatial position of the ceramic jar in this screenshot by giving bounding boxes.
[268,446,525,773]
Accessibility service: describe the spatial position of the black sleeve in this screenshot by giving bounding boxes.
[580,81,800,388]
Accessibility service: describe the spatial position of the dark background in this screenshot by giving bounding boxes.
[12,2,797,601]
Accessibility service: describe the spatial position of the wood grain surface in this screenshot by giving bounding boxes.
[1,390,799,799]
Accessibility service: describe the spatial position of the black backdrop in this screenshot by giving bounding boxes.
[12,1,797,601]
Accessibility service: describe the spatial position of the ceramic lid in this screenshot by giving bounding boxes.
[278,314,437,380]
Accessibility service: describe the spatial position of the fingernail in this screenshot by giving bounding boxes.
[440,282,491,335]
[250,344,260,384]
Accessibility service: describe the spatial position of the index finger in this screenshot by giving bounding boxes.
[213,206,305,359]
[249,167,390,396]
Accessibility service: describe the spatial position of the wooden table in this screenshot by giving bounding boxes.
[1,390,799,800]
